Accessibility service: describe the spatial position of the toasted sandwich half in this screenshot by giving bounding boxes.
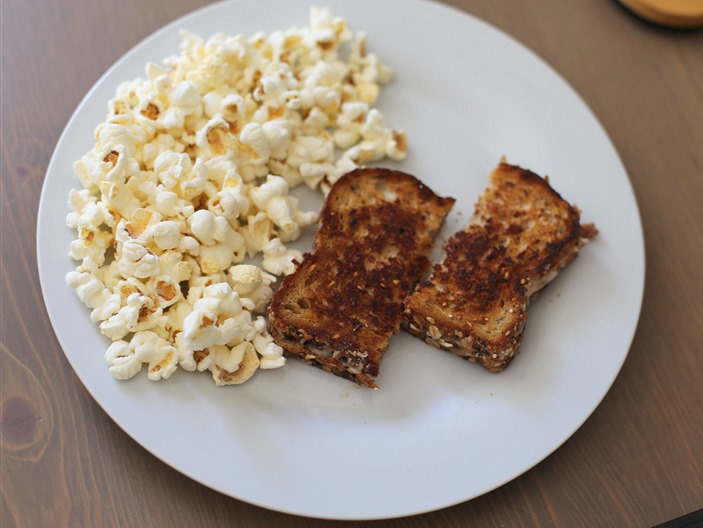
[268,168,455,387]
[403,161,598,372]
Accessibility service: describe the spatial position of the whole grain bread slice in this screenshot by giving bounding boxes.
[403,161,598,371]
[267,167,455,387]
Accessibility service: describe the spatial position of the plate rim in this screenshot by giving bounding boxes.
[36,0,646,520]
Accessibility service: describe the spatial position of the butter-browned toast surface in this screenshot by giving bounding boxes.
[403,161,597,371]
[268,168,455,387]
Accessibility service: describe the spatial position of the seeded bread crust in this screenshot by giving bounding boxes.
[267,168,455,388]
[402,161,598,372]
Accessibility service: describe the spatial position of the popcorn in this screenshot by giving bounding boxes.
[66,257,121,322]
[66,189,98,228]
[176,332,215,372]
[99,292,167,340]
[386,129,408,161]
[229,264,276,312]
[105,341,143,380]
[187,209,218,245]
[142,133,182,170]
[207,186,249,220]
[117,239,160,279]
[90,293,122,323]
[68,226,113,267]
[158,250,194,283]
[262,120,292,160]
[239,122,271,165]
[98,180,140,219]
[166,300,192,336]
[318,156,359,194]
[181,283,244,351]
[249,174,288,210]
[102,145,141,186]
[147,220,182,251]
[177,236,200,257]
[199,242,239,273]
[114,276,149,302]
[195,116,239,158]
[204,153,244,188]
[66,8,406,385]
[239,211,274,256]
[249,175,318,239]
[210,342,260,386]
[148,275,183,309]
[333,101,368,149]
[73,152,113,193]
[162,81,202,129]
[155,189,193,217]
[341,109,407,165]
[96,260,122,290]
[252,317,286,369]
[185,275,218,305]
[186,210,246,272]
[96,120,150,164]
[130,330,178,381]
[261,237,303,276]
[211,343,248,373]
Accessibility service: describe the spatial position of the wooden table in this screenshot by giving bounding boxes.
[2,0,702,526]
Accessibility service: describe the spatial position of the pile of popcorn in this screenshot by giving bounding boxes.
[65,8,407,385]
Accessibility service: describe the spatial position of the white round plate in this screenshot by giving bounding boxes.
[37,0,644,520]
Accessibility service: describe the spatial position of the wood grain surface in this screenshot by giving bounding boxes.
[2,0,702,526]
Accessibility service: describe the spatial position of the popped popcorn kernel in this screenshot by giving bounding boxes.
[210,342,260,386]
[262,237,303,276]
[66,8,406,385]
[130,330,179,381]
[105,340,143,380]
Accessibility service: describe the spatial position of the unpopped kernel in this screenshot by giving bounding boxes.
[66,7,407,385]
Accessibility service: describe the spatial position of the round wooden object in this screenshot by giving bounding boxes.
[618,0,703,28]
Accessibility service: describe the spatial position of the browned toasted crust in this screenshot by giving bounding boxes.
[403,161,597,371]
[268,168,455,387]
